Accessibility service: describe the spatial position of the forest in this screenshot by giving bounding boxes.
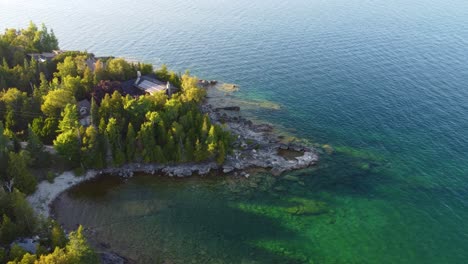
[0,22,232,263]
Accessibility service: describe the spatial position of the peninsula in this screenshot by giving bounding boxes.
[0,22,317,263]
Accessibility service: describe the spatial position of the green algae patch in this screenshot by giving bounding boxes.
[236,99,282,110]
[219,83,240,93]
[282,175,301,182]
[350,161,371,171]
[230,202,307,232]
[222,173,277,197]
[230,196,329,233]
[334,146,387,162]
[249,239,315,264]
[322,144,334,155]
[284,197,328,216]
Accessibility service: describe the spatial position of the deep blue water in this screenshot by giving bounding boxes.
[2,0,468,263]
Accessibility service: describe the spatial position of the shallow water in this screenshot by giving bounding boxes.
[3,0,468,263]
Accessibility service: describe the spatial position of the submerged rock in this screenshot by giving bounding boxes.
[100,251,128,264]
[223,166,235,173]
[215,106,240,111]
[283,175,300,182]
[284,198,328,216]
[274,186,287,192]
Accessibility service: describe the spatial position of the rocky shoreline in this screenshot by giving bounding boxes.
[27,83,318,263]
[28,84,318,218]
[28,140,317,218]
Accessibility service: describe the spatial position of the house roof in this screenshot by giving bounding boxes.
[86,58,96,72]
[12,238,39,254]
[135,76,167,95]
[27,52,57,62]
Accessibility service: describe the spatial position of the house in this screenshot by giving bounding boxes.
[11,237,39,254]
[134,71,173,96]
[86,57,97,72]
[26,50,66,63]
[77,99,92,126]
[26,52,56,63]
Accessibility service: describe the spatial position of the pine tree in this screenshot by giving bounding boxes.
[82,126,104,168]
[194,139,206,162]
[5,110,16,131]
[152,146,163,163]
[126,123,136,162]
[0,215,17,244]
[90,98,99,125]
[54,130,81,168]
[184,138,194,161]
[106,118,125,165]
[50,221,67,249]
[97,118,108,167]
[42,117,59,144]
[58,104,79,133]
[93,60,105,84]
[26,125,44,167]
[81,66,94,94]
[0,122,9,154]
[7,151,37,194]
[138,121,157,162]
[66,226,99,264]
[206,126,218,155]
[201,114,211,141]
[164,133,176,161]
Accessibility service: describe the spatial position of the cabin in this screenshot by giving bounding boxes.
[134,71,173,96]
[26,52,56,63]
[11,237,39,254]
[26,50,65,62]
[77,99,92,126]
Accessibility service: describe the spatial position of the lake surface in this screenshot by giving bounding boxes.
[2,0,468,263]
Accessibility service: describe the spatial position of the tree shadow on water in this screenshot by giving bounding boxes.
[150,195,320,264]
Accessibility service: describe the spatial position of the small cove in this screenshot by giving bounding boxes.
[3,0,468,262]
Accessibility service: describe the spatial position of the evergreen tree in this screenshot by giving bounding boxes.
[32,73,49,104]
[0,215,17,244]
[58,104,79,133]
[50,221,67,249]
[98,118,109,166]
[93,59,105,84]
[155,64,169,80]
[126,123,136,162]
[106,118,125,165]
[41,89,75,117]
[9,190,36,238]
[0,122,10,160]
[54,130,81,168]
[63,75,85,100]
[138,121,157,163]
[184,138,194,161]
[7,151,37,195]
[194,139,206,162]
[90,97,99,125]
[207,126,218,156]
[154,146,166,163]
[201,114,210,142]
[26,126,44,167]
[164,133,176,161]
[55,56,77,78]
[82,126,104,168]
[65,226,99,264]
[41,117,59,144]
[81,66,94,94]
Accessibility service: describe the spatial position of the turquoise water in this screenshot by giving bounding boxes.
[3,0,468,263]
